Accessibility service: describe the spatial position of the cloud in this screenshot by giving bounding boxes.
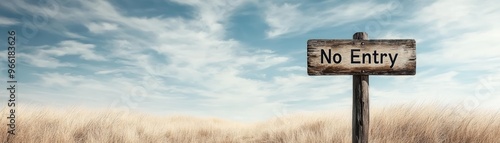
[37,73,87,87]
[70,0,352,120]
[410,0,499,35]
[21,40,106,68]
[43,40,106,61]
[2,0,297,118]
[263,1,393,38]
[170,0,250,34]
[0,16,18,26]
[19,52,75,68]
[409,0,500,72]
[26,72,158,108]
[85,22,119,34]
[419,28,500,67]
[63,31,87,39]
[278,66,305,72]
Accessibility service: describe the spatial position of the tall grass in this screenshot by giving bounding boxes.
[0,104,499,143]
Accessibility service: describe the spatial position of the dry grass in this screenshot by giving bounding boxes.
[1,104,499,143]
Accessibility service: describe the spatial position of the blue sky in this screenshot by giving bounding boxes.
[0,0,499,122]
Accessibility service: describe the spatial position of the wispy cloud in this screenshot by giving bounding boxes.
[411,0,500,72]
[263,1,393,38]
[21,40,106,68]
[85,22,119,34]
[410,0,499,35]
[19,52,75,68]
[370,0,500,111]
[0,16,18,26]
[1,0,316,121]
[43,40,106,61]
[278,66,304,72]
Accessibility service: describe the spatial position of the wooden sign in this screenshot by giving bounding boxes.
[307,39,416,75]
[307,32,417,143]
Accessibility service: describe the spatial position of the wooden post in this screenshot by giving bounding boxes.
[352,32,369,143]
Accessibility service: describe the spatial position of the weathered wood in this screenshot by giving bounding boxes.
[352,32,369,143]
[307,39,416,75]
[353,74,369,143]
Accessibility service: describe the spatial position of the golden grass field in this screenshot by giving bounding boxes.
[1,104,499,143]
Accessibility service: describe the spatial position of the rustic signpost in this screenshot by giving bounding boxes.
[307,32,416,143]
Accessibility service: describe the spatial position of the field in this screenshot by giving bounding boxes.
[1,104,499,143]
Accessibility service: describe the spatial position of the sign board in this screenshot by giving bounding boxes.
[307,39,416,75]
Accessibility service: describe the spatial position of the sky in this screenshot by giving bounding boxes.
[0,0,499,122]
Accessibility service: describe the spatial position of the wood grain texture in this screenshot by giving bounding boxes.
[352,32,369,143]
[353,75,369,143]
[307,39,416,75]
